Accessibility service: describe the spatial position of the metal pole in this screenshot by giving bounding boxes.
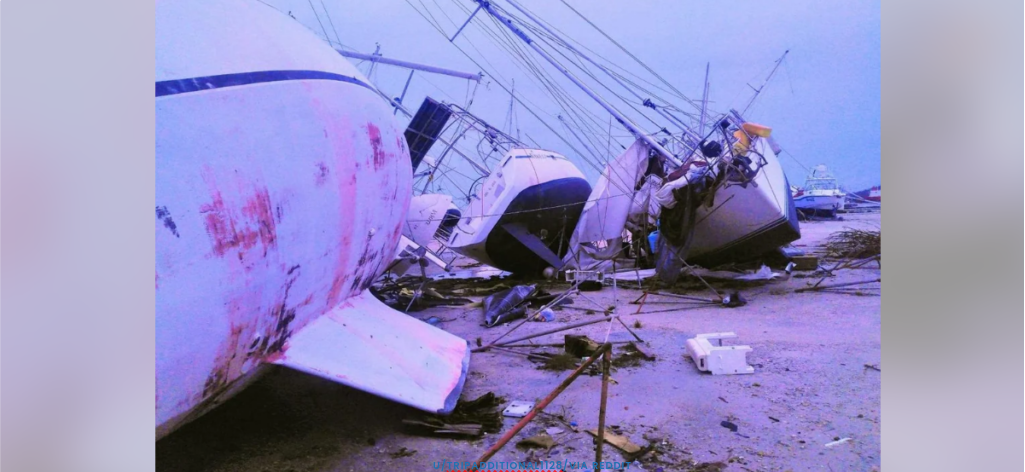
[393,70,415,115]
[791,277,881,291]
[449,3,483,42]
[337,49,482,82]
[741,50,789,115]
[476,0,683,166]
[472,315,613,352]
[470,343,612,470]
[596,347,612,465]
[699,63,710,136]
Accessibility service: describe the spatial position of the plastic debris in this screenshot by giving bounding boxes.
[536,308,556,322]
[502,400,535,418]
[722,291,747,307]
[482,285,536,327]
[824,437,853,448]
[685,332,754,375]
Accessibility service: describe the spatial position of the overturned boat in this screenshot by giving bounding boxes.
[683,124,800,267]
[446,148,592,275]
[156,0,469,439]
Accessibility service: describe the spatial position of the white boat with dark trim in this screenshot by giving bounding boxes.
[445,148,592,274]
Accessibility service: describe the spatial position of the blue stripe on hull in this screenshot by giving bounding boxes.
[156,70,374,97]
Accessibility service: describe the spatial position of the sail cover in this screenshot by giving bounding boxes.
[563,138,650,267]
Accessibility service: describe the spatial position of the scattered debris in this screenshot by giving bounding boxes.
[824,437,853,448]
[587,428,642,454]
[796,277,880,293]
[825,229,880,259]
[685,332,754,375]
[372,284,472,311]
[388,447,417,458]
[691,462,727,472]
[683,265,782,282]
[516,432,556,450]
[718,397,729,404]
[402,392,504,438]
[447,282,512,296]
[565,269,605,285]
[503,400,535,418]
[633,320,643,328]
[768,416,780,423]
[864,363,881,372]
[720,421,739,433]
[538,410,579,433]
[565,334,602,357]
[579,280,604,291]
[790,255,819,271]
[778,245,805,258]
[538,353,594,372]
[612,342,656,368]
[483,285,537,327]
[533,307,556,322]
[721,291,747,307]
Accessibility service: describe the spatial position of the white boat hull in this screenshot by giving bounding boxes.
[157,0,468,439]
[794,194,845,212]
[685,138,800,266]
[447,149,591,274]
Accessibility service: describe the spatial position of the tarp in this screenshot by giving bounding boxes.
[563,139,650,268]
[482,285,536,327]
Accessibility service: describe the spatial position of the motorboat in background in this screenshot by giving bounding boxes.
[793,165,846,217]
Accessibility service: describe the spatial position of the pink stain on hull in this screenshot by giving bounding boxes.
[367,123,387,170]
[200,184,278,259]
[239,187,278,256]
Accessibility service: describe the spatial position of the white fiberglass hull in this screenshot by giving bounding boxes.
[447,149,591,274]
[795,194,845,212]
[686,138,800,266]
[157,0,468,440]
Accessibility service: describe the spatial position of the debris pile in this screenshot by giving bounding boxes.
[824,229,881,259]
[482,285,573,327]
[402,392,505,438]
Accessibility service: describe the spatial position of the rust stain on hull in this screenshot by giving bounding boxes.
[200,182,278,259]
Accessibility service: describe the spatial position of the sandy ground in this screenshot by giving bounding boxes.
[157,212,881,472]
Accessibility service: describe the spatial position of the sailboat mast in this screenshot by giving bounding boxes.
[506,79,517,138]
[475,0,682,166]
[742,50,789,115]
[699,62,710,137]
[502,0,701,151]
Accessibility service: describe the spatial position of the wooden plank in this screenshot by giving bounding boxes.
[586,428,642,454]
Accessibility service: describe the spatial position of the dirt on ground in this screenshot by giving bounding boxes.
[157,213,881,472]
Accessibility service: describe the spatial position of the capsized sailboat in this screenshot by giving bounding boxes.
[156,0,469,439]
[446,148,592,274]
[464,1,798,279]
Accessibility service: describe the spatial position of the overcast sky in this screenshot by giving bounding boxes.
[263,0,880,192]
